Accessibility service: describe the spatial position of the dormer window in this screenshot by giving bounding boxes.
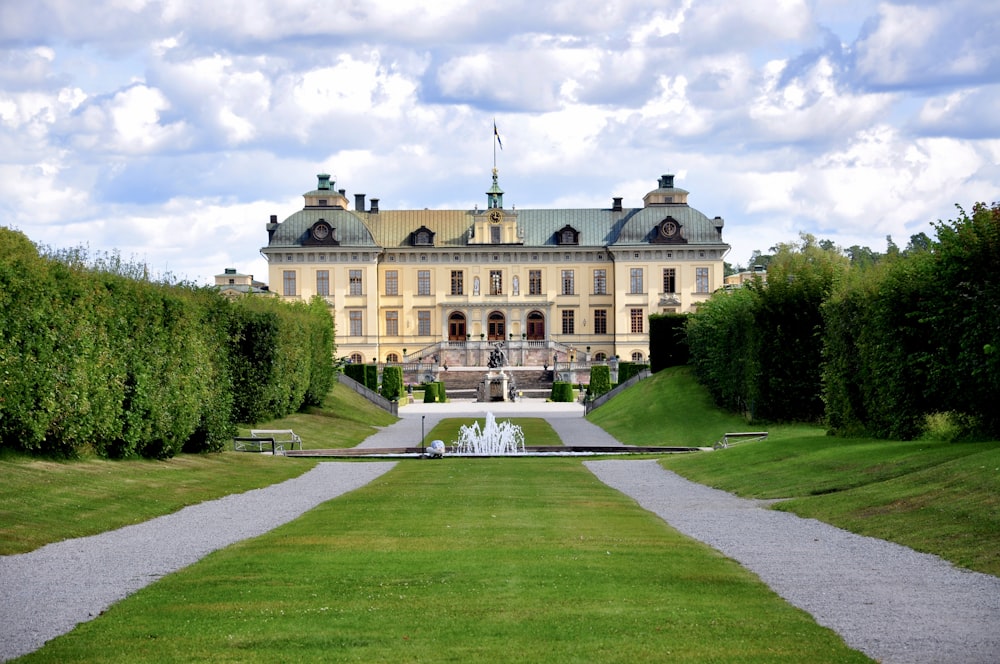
[304,220,339,246]
[556,225,579,245]
[411,226,435,246]
[651,216,687,245]
[318,199,328,206]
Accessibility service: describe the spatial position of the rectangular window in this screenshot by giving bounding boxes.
[491,226,501,243]
[561,269,575,295]
[696,267,709,293]
[418,269,431,295]
[630,267,644,294]
[451,270,464,295]
[562,309,575,335]
[385,270,398,296]
[316,270,329,296]
[630,308,644,334]
[529,269,542,295]
[593,269,607,295]
[417,310,431,336]
[283,270,296,296]
[490,270,503,295]
[663,268,676,294]
[385,311,398,337]
[349,310,362,336]
[349,269,363,296]
[594,309,607,335]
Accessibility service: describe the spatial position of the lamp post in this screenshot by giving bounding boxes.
[421,415,425,457]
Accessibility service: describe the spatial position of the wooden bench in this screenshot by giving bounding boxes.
[233,436,277,453]
[250,429,302,451]
[713,431,768,450]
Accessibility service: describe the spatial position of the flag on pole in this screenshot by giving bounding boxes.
[494,121,503,150]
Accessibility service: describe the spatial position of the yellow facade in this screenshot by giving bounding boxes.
[262,172,730,366]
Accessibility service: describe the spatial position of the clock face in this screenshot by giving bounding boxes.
[489,209,503,223]
[313,223,330,240]
[661,220,677,237]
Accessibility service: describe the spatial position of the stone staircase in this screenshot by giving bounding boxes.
[404,366,555,400]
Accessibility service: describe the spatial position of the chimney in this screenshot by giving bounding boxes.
[370,198,379,214]
[267,214,278,241]
[355,193,366,211]
[338,188,346,196]
[612,197,623,212]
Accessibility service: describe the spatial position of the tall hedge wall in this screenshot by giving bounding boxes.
[0,229,336,458]
[823,203,1000,438]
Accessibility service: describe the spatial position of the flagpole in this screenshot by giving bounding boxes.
[493,117,497,170]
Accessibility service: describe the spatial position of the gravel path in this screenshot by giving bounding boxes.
[0,462,396,662]
[5,435,1000,663]
[586,459,1000,664]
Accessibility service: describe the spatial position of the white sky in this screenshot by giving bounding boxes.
[1,0,998,283]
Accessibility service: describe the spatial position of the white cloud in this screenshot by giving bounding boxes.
[855,3,939,86]
[1,0,997,285]
[748,56,893,143]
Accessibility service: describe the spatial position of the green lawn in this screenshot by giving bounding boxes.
[426,417,563,448]
[235,382,398,450]
[8,365,999,661]
[0,382,393,555]
[588,367,1000,576]
[17,460,869,663]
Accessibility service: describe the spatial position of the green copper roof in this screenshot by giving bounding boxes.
[264,174,728,251]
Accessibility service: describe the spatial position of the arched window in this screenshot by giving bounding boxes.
[386,353,399,363]
[594,352,607,361]
[487,311,505,340]
[350,352,364,364]
[526,310,545,340]
[631,351,644,362]
[448,311,467,340]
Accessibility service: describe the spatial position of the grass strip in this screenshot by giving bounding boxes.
[1,382,393,555]
[661,438,1000,576]
[426,417,562,448]
[17,459,869,663]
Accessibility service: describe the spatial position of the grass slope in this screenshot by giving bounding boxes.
[236,381,398,450]
[19,461,868,663]
[587,367,1000,576]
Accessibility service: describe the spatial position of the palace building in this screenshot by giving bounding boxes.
[261,170,730,367]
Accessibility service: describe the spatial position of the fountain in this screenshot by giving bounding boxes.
[478,343,516,402]
[453,412,525,455]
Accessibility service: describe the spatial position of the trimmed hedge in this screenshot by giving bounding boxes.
[435,381,447,402]
[617,361,649,383]
[649,313,689,372]
[422,382,438,403]
[0,229,336,458]
[588,365,611,398]
[550,381,574,402]
[380,366,403,401]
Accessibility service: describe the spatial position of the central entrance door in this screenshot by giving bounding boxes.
[526,311,545,340]
[487,311,506,340]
